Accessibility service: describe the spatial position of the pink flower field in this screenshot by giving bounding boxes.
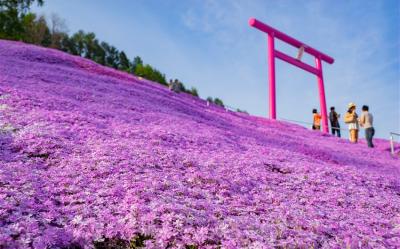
[0,40,399,249]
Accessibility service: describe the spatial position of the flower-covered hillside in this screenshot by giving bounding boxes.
[0,40,399,249]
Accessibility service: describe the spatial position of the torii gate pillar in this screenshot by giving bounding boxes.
[267,33,276,119]
[250,18,334,133]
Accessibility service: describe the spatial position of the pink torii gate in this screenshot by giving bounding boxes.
[249,18,334,133]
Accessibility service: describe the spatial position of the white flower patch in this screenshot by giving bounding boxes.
[72,215,83,225]
[0,94,10,100]
[0,123,16,133]
[0,104,8,110]
[15,122,47,137]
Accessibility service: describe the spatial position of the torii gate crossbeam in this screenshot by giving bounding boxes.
[249,18,334,133]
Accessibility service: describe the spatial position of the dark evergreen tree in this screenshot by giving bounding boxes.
[71,30,85,56]
[60,35,78,55]
[83,32,96,59]
[118,51,131,71]
[189,87,199,97]
[91,39,105,65]
[100,42,119,68]
[213,98,224,107]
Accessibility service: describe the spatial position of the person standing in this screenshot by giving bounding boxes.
[168,79,181,93]
[344,103,359,143]
[359,105,375,148]
[312,109,322,130]
[329,106,341,137]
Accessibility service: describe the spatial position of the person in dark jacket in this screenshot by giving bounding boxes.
[329,106,341,137]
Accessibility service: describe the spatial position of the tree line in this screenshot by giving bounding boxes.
[0,0,238,109]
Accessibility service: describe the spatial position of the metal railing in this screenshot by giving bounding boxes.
[205,101,249,114]
[211,104,348,135]
[390,132,400,155]
[279,117,348,134]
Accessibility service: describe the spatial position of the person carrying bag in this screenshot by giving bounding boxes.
[344,102,359,143]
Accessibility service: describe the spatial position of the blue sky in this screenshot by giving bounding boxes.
[33,0,399,138]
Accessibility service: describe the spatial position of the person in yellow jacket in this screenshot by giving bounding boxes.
[344,103,359,143]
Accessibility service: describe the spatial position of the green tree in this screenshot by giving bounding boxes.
[155,72,167,85]
[20,12,35,41]
[134,64,167,85]
[60,35,78,55]
[83,32,97,59]
[101,41,120,68]
[71,30,85,56]
[206,97,224,107]
[131,56,143,73]
[134,64,151,79]
[91,39,105,65]
[0,0,44,40]
[118,51,131,71]
[188,87,199,97]
[21,13,50,46]
[213,98,224,107]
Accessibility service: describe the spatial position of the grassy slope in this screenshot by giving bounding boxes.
[0,40,399,248]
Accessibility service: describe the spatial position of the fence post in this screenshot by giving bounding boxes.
[390,134,395,155]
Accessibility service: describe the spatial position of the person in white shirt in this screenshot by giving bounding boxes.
[344,103,359,143]
[359,105,375,148]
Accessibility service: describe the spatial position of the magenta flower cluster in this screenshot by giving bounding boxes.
[0,40,399,249]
